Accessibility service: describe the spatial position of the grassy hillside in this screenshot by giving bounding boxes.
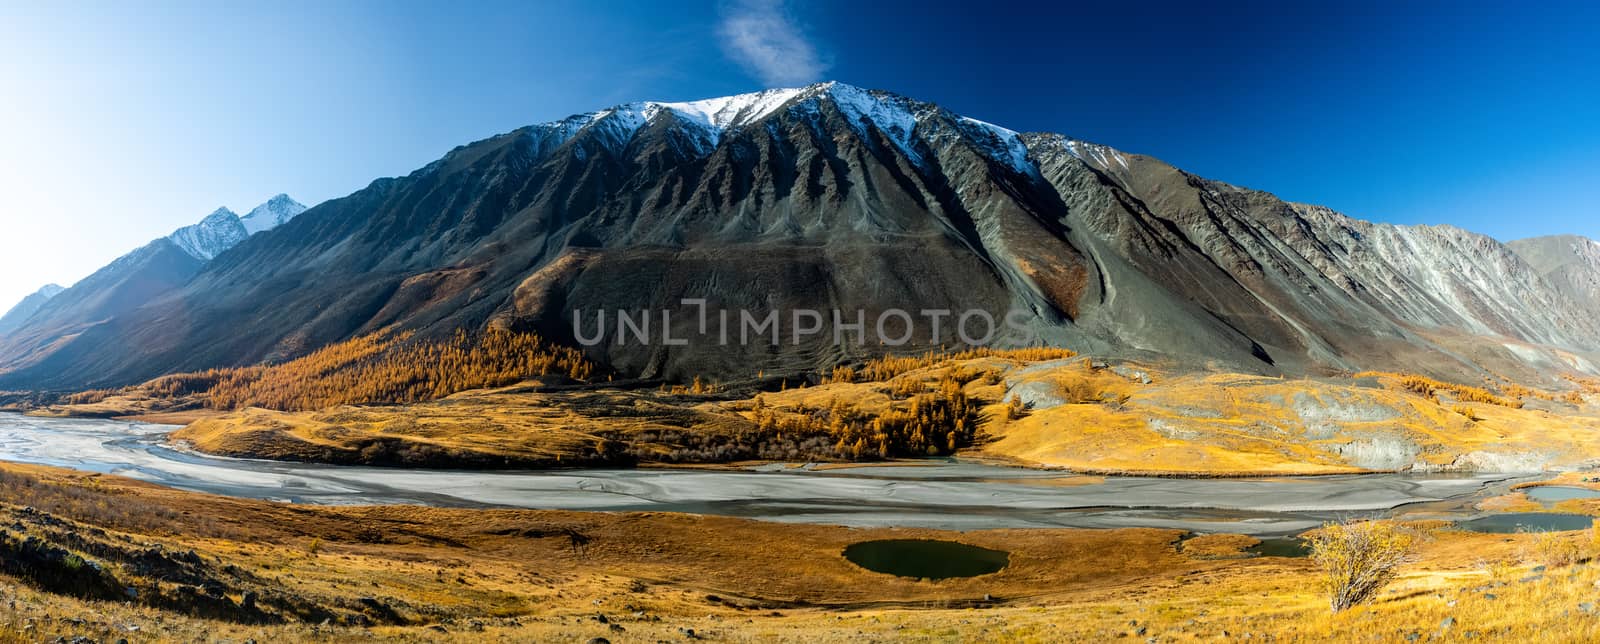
[160,350,1600,475]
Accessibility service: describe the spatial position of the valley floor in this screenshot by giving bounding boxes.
[4,461,1600,642]
[9,352,1600,640]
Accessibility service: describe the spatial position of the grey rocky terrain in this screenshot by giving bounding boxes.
[1,83,1594,390]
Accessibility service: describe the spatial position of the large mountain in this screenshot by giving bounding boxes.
[0,196,304,377]
[0,83,1594,390]
[0,284,65,337]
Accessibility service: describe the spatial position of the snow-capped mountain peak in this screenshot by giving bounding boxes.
[569,86,814,152]
[169,208,248,261]
[240,193,308,235]
[535,82,1048,174]
[166,195,306,261]
[822,82,930,163]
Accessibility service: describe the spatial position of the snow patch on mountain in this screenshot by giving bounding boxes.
[828,83,924,163]
[956,117,1037,176]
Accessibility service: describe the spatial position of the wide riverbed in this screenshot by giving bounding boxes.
[0,413,1529,535]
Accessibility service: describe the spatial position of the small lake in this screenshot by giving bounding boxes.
[1455,513,1595,533]
[1524,486,1600,503]
[1247,537,1312,558]
[842,539,1009,579]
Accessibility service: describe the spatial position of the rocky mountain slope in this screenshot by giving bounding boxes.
[0,196,303,378]
[0,284,64,337]
[0,83,1592,390]
[1509,235,1600,318]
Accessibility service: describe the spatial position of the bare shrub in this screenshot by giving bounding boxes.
[1308,519,1415,612]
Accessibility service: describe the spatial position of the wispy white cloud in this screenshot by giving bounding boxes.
[717,0,829,87]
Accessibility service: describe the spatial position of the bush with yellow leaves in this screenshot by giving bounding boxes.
[1308,519,1416,612]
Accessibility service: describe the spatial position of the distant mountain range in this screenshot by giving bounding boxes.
[0,195,304,382]
[0,82,1595,391]
[0,284,64,337]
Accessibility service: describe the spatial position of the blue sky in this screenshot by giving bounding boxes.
[1,0,1596,309]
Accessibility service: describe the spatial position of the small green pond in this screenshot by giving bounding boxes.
[1524,486,1600,503]
[1247,537,1311,558]
[842,539,1010,579]
[1455,513,1595,534]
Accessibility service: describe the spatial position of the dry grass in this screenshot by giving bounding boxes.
[985,366,1600,475]
[833,347,1077,383]
[6,460,1600,641]
[1355,371,1525,408]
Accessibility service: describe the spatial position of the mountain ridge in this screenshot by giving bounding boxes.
[0,284,66,337]
[1,82,1595,391]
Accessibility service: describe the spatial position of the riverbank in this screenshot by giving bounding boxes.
[0,413,1524,534]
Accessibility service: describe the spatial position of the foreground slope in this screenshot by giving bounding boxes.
[1,83,1594,390]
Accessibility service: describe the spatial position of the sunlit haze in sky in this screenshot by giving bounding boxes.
[1,0,1596,310]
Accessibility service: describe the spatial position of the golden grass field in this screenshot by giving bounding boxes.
[5,460,1600,642]
[152,355,1600,477]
